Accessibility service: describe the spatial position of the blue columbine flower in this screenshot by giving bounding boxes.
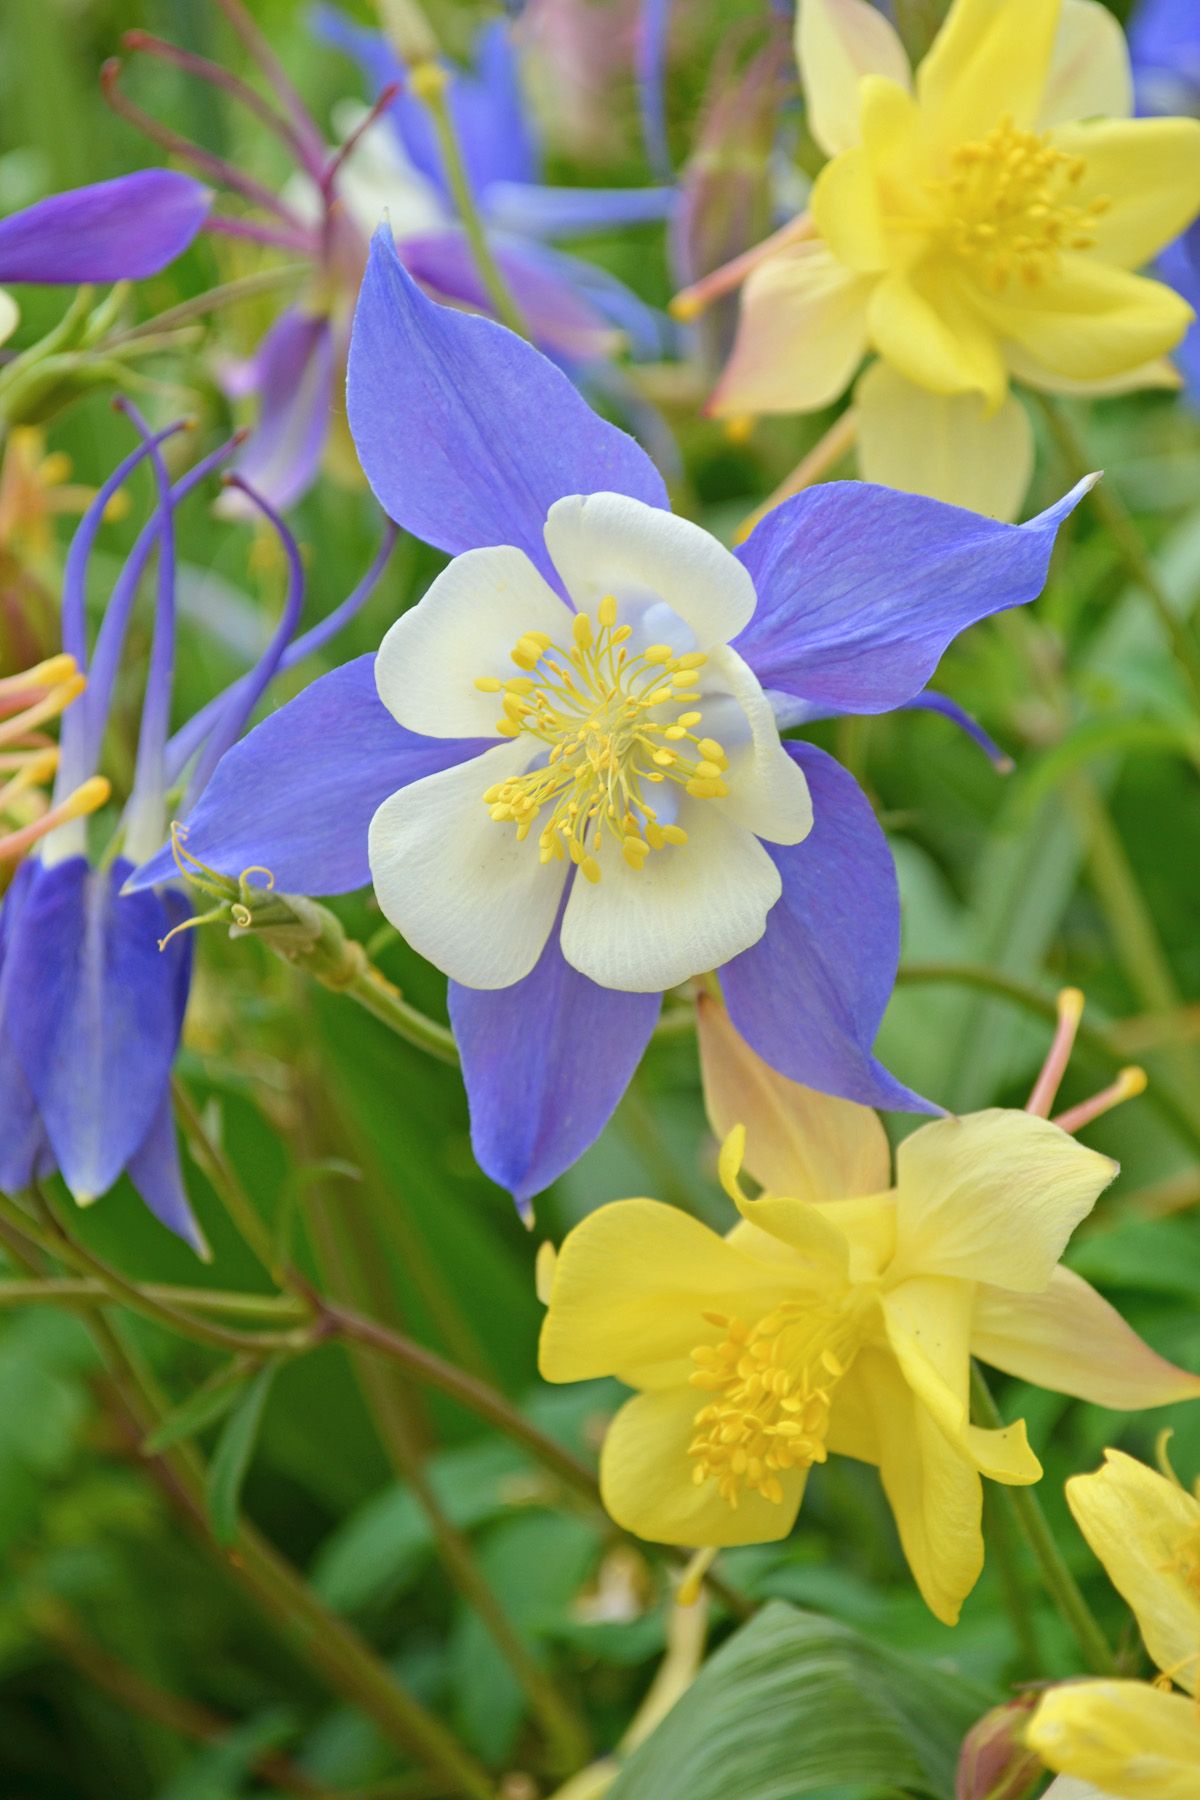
[132,229,1092,1215]
[0,406,395,1250]
[1130,0,1200,401]
[0,169,211,346]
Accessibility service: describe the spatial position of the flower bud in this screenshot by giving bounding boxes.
[956,1696,1044,1800]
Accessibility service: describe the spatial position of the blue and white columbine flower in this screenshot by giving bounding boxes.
[0,408,394,1249]
[1130,0,1200,400]
[135,229,1091,1212]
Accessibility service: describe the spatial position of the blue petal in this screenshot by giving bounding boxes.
[902,691,1013,772]
[226,308,334,514]
[0,864,53,1192]
[1159,224,1200,405]
[126,1090,210,1257]
[719,743,936,1114]
[3,858,191,1202]
[500,235,678,361]
[346,230,668,585]
[636,0,675,178]
[482,182,675,240]
[129,656,490,895]
[734,478,1093,715]
[449,922,660,1211]
[0,171,211,284]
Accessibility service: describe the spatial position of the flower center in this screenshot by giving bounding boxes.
[474,594,729,883]
[687,1299,862,1509]
[937,115,1110,291]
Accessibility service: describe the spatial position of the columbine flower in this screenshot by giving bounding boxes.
[1028,1451,1200,1797]
[0,406,394,1249]
[132,226,1093,1210]
[0,170,211,348]
[693,0,1200,520]
[538,996,1200,1625]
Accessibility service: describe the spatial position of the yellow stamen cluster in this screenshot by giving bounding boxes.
[686,1301,859,1508]
[939,116,1111,291]
[0,654,109,867]
[475,595,729,882]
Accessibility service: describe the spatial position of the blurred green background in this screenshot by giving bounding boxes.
[1,1,1199,1796]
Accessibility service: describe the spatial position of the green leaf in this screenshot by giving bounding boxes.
[606,1602,990,1800]
[143,1360,253,1454]
[205,1361,279,1547]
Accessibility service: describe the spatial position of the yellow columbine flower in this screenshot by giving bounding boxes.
[704,0,1200,520]
[538,1000,1200,1626]
[1028,1450,1200,1799]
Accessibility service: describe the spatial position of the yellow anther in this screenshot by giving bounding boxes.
[677,712,702,728]
[695,760,723,781]
[698,738,726,765]
[474,676,502,693]
[643,644,674,663]
[598,594,618,627]
[572,613,593,651]
[580,854,601,884]
[677,652,708,670]
[662,825,688,846]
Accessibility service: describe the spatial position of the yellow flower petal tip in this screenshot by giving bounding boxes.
[716,1123,749,1204]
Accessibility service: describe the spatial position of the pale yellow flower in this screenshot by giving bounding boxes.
[705,0,1200,519]
[538,1001,1200,1625]
[1029,1450,1200,1799]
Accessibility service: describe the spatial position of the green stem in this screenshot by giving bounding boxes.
[0,1276,307,1320]
[309,1185,592,1773]
[172,1078,286,1274]
[1037,395,1200,708]
[409,63,529,339]
[970,1365,1115,1676]
[895,962,1200,1160]
[107,266,308,345]
[0,1190,310,1357]
[89,1309,497,1799]
[982,1482,1044,1676]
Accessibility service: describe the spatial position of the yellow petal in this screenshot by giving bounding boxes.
[697,993,890,1205]
[882,1275,1042,1486]
[600,1386,806,1548]
[867,268,1008,403]
[1047,117,1200,271]
[1066,1450,1200,1693]
[1028,1679,1200,1799]
[891,1109,1116,1292]
[859,1344,984,1624]
[973,1266,1200,1412]
[811,148,888,273]
[825,1359,881,1465]
[855,359,1034,520]
[1005,341,1182,396]
[1037,0,1133,129]
[795,0,911,157]
[916,0,1063,144]
[710,240,870,417]
[0,288,18,348]
[978,254,1195,384]
[538,1199,792,1388]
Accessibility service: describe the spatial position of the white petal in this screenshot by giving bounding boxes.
[368,739,568,988]
[375,546,574,739]
[856,359,1033,522]
[330,102,449,239]
[795,0,912,157]
[559,801,781,992]
[1037,0,1133,131]
[543,492,757,649]
[0,288,18,347]
[703,645,813,846]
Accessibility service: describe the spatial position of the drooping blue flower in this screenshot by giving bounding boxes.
[0,409,396,1250]
[136,230,1092,1214]
[0,169,212,345]
[312,5,676,365]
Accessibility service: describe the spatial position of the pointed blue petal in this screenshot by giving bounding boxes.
[449,923,660,1211]
[225,308,334,515]
[0,172,211,284]
[734,478,1093,714]
[347,230,668,585]
[0,864,53,1192]
[720,743,937,1115]
[482,182,675,240]
[4,859,191,1202]
[126,1091,210,1258]
[130,656,490,895]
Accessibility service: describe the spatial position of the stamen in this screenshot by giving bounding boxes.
[935,117,1110,292]
[670,213,815,320]
[474,601,730,881]
[1052,1066,1147,1135]
[0,775,110,865]
[1026,986,1085,1116]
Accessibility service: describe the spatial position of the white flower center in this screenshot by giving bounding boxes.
[473,593,731,883]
